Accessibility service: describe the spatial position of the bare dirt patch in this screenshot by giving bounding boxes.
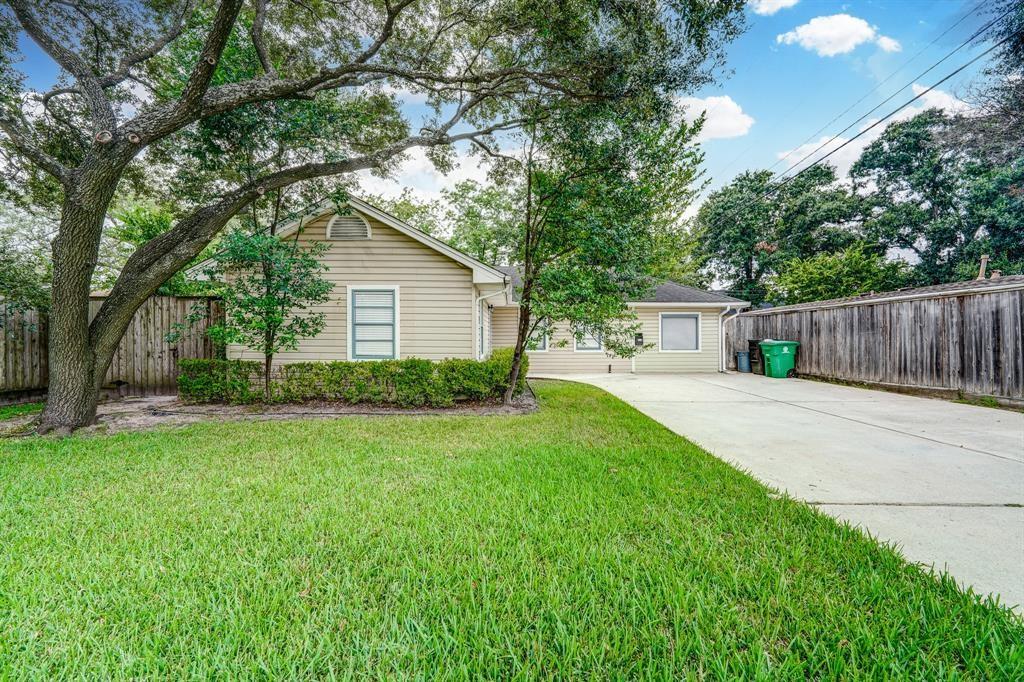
[2,388,538,439]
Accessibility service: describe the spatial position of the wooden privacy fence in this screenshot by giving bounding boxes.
[724,279,1024,402]
[1,295,223,399]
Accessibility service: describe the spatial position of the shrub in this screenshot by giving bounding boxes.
[177,359,262,404]
[177,349,528,406]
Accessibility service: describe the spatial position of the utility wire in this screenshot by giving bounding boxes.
[766,8,985,177]
[713,8,978,182]
[772,5,1016,182]
[772,31,1016,189]
[689,24,1017,259]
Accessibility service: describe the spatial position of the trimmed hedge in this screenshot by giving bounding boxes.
[177,348,528,406]
[177,359,262,404]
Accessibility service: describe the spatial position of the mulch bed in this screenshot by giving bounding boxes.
[1,386,538,438]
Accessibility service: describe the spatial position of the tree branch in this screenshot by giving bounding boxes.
[250,0,276,76]
[0,114,70,182]
[39,0,199,108]
[7,0,115,131]
[173,0,244,116]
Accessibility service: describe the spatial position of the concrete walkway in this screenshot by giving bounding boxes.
[539,372,1024,609]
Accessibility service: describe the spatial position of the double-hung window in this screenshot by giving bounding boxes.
[349,286,399,360]
[660,313,700,352]
[574,328,602,352]
[527,318,548,352]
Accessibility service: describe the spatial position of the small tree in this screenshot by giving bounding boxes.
[497,108,704,403]
[206,229,333,400]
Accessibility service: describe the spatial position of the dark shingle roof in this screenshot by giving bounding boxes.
[495,266,746,305]
[743,275,1024,315]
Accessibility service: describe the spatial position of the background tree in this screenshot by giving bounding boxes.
[444,180,519,264]
[693,165,861,305]
[362,189,442,236]
[203,228,333,400]
[692,170,777,305]
[0,0,745,432]
[853,109,1023,284]
[768,243,910,305]
[0,204,52,317]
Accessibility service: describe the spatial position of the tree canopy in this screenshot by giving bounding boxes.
[0,0,745,431]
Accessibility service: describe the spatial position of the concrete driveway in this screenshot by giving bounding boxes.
[539,372,1024,609]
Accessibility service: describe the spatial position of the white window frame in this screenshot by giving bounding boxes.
[574,328,603,352]
[526,318,548,353]
[659,312,701,353]
[347,284,400,360]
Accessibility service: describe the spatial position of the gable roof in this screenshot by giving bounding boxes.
[743,275,1024,315]
[185,196,507,285]
[495,266,748,306]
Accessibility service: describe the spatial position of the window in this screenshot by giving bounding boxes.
[349,286,398,359]
[574,328,602,352]
[660,313,700,352]
[527,319,548,352]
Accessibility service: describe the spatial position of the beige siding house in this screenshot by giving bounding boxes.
[216,198,748,373]
[490,268,747,376]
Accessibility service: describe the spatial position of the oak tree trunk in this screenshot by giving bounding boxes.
[38,187,116,434]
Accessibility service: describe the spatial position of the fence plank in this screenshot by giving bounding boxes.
[2,296,222,397]
[725,288,1024,401]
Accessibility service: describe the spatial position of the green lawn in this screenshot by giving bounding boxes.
[0,401,43,421]
[1,381,1021,678]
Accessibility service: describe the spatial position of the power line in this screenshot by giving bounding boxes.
[772,5,1017,183]
[773,31,1014,188]
[689,23,1018,267]
[712,8,978,183]
[766,8,984,177]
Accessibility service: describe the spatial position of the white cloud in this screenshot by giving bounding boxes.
[903,83,971,117]
[777,14,901,57]
[774,85,971,178]
[355,145,491,203]
[750,0,799,16]
[676,95,754,141]
[876,35,902,53]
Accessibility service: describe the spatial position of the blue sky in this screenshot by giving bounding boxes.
[358,0,996,210]
[685,0,990,197]
[13,0,997,211]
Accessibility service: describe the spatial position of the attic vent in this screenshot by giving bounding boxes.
[326,213,371,240]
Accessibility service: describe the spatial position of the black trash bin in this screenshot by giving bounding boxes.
[748,339,764,375]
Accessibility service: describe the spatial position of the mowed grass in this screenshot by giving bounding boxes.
[0,381,1021,679]
[0,402,43,421]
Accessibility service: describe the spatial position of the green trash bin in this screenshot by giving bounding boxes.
[759,340,800,378]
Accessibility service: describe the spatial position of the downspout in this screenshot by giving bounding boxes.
[475,281,511,359]
[719,306,740,372]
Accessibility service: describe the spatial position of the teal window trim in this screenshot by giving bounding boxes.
[349,286,399,360]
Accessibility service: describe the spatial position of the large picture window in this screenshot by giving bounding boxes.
[349,287,398,359]
[660,313,700,352]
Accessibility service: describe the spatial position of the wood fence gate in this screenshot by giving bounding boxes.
[1,295,223,402]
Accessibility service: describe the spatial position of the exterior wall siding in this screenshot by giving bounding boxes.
[490,305,721,374]
[229,213,475,364]
[632,308,721,373]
